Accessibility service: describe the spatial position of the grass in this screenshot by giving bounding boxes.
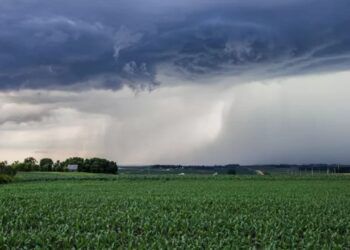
[0,172,349,248]
[14,171,119,182]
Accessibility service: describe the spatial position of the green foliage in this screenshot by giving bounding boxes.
[15,172,119,182]
[24,157,37,166]
[60,157,118,174]
[12,157,39,172]
[0,174,14,184]
[0,176,349,248]
[9,157,118,175]
[53,160,64,172]
[84,158,118,174]
[62,157,85,171]
[0,161,16,176]
[39,158,53,171]
[227,169,236,175]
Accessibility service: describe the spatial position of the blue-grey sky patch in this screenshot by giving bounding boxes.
[0,0,349,90]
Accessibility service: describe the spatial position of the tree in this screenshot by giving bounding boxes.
[22,157,39,171]
[84,158,118,174]
[62,157,85,171]
[24,157,37,166]
[0,161,16,176]
[39,158,54,171]
[11,161,23,171]
[53,160,64,172]
[11,160,27,172]
[7,156,117,174]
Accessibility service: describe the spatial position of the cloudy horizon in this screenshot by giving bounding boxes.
[1,0,350,164]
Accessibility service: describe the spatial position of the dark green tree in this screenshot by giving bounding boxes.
[39,158,54,171]
[84,158,118,174]
[53,160,64,172]
[0,161,16,176]
[62,157,85,171]
[24,157,37,166]
[12,157,39,171]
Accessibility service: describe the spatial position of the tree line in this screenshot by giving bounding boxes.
[0,161,17,184]
[0,157,118,175]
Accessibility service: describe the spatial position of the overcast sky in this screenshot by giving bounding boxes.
[1,0,350,164]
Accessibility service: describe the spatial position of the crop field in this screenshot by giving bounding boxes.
[14,171,120,182]
[0,174,349,248]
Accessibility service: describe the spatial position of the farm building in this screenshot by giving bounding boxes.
[67,164,78,172]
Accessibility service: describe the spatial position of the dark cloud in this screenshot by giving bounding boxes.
[0,0,349,90]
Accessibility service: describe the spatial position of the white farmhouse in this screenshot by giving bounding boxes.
[67,164,78,172]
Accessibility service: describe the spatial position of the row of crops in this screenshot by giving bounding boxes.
[0,175,349,248]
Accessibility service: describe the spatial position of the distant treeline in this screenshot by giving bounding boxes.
[244,164,350,174]
[149,164,350,174]
[150,164,239,170]
[149,164,239,174]
[0,157,118,175]
[297,164,350,173]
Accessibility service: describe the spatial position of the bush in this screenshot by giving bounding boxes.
[0,162,17,176]
[0,174,14,184]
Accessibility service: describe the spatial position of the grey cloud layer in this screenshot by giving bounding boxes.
[2,72,350,164]
[0,0,349,90]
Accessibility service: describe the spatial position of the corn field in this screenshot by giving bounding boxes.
[0,174,349,248]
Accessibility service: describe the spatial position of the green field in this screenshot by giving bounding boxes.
[0,173,349,248]
[14,171,120,182]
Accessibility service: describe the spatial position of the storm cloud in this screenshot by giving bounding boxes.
[2,71,350,164]
[0,0,349,90]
